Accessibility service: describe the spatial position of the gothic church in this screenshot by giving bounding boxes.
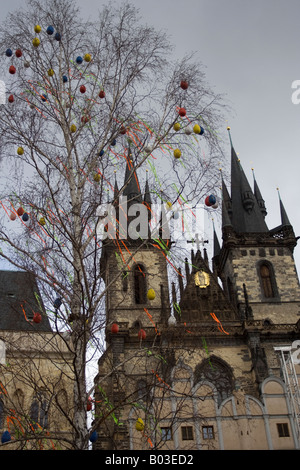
[94,135,300,450]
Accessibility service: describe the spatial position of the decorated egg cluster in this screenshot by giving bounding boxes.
[171,80,205,161]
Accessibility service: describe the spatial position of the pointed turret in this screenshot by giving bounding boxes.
[252,169,267,218]
[277,189,291,227]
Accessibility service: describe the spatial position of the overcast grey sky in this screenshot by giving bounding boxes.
[1,0,300,272]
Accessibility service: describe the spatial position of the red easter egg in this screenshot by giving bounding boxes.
[33,312,42,323]
[10,213,16,220]
[111,323,119,334]
[99,90,105,99]
[15,49,22,58]
[120,126,127,135]
[180,80,188,90]
[205,196,212,207]
[9,65,16,74]
[178,107,186,117]
[87,398,92,411]
[17,207,24,216]
[8,95,14,103]
[138,329,146,340]
[80,85,86,93]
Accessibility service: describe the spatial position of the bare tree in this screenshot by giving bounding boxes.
[0,0,227,449]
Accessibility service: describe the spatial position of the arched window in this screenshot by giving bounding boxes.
[30,391,49,429]
[259,262,276,298]
[194,357,234,405]
[134,264,146,304]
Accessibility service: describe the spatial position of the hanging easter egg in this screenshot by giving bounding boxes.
[111,139,117,146]
[62,75,68,83]
[138,329,146,340]
[33,312,42,323]
[99,90,105,98]
[48,68,54,77]
[54,298,62,309]
[54,32,61,41]
[17,147,24,155]
[166,201,172,210]
[5,48,12,57]
[76,56,83,64]
[93,173,101,182]
[9,65,16,74]
[178,107,186,117]
[87,398,92,411]
[32,37,40,47]
[1,431,11,444]
[41,94,48,102]
[199,126,204,135]
[84,53,91,62]
[208,194,216,205]
[46,25,54,35]
[10,213,16,221]
[111,323,119,334]
[81,115,90,123]
[80,85,86,94]
[173,148,181,159]
[212,201,219,209]
[89,431,98,443]
[120,125,127,135]
[180,80,189,90]
[34,25,41,33]
[135,418,144,432]
[39,217,46,225]
[15,49,22,58]
[22,213,29,222]
[173,211,180,220]
[193,124,201,134]
[184,127,192,135]
[70,124,76,133]
[17,207,24,216]
[98,149,105,157]
[173,122,180,132]
[147,288,156,301]
[24,61,30,68]
[8,95,14,103]
[205,196,212,207]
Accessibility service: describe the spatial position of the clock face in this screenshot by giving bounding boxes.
[194,270,210,288]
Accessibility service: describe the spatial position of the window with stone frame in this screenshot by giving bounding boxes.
[134,264,147,304]
[258,261,278,299]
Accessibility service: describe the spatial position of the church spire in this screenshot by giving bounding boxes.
[122,145,142,203]
[227,127,268,233]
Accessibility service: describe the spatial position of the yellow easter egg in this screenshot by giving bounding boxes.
[135,418,144,432]
[17,147,24,155]
[32,37,40,47]
[193,124,201,134]
[84,53,91,62]
[147,288,156,300]
[34,25,41,33]
[70,124,76,133]
[48,68,54,77]
[173,122,180,132]
[173,148,181,159]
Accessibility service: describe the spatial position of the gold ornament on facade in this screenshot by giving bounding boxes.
[194,270,210,288]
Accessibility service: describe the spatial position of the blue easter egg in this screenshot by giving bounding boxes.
[76,56,83,64]
[22,213,29,222]
[47,26,54,35]
[41,94,48,102]
[1,431,11,443]
[200,126,204,135]
[208,194,216,205]
[55,32,61,41]
[5,48,13,57]
[54,297,62,309]
[111,139,117,146]
[62,75,68,83]
[89,431,98,443]
[99,150,104,156]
